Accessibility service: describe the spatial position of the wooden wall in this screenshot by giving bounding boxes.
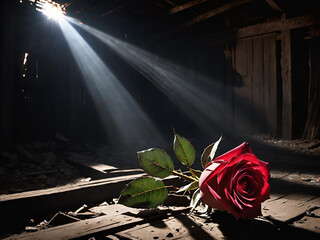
[232,34,278,137]
[303,35,320,139]
[227,14,320,139]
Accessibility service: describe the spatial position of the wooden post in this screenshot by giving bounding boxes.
[281,29,292,139]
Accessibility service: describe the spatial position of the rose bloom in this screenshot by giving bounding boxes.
[199,142,270,219]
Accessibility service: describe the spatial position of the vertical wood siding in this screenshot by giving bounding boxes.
[232,34,278,136]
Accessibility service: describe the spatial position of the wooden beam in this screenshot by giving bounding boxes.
[183,0,251,28]
[264,0,283,13]
[164,0,176,7]
[149,10,319,46]
[169,0,207,15]
[237,13,320,39]
[101,0,135,17]
[281,29,292,139]
[151,0,251,42]
[89,0,108,11]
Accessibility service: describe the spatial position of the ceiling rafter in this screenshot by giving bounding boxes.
[152,0,251,41]
[148,0,166,9]
[169,0,207,15]
[264,0,283,13]
[89,0,109,11]
[163,0,176,7]
[100,0,136,17]
[183,0,251,28]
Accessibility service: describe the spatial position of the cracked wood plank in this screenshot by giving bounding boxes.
[6,205,189,240]
[0,171,184,236]
[262,194,320,222]
[292,216,320,234]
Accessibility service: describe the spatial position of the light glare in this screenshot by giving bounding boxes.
[35,0,66,21]
[23,52,29,65]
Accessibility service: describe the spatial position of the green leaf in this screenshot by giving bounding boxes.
[119,177,168,208]
[201,136,222,168]
[176,181,199,193]
[173,133,195,167]
[138,148,174,178]
[190,188,201,212]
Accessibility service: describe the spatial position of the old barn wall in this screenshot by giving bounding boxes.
[303,34,320,139]
[231,34,278,136]
[227,17,320,139]
[1,2,320,147]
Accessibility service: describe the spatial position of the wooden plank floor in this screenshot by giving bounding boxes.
[5,192,319,239]
[6,194,319,240]
[2,166,320,240]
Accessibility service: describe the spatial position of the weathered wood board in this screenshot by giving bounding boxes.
[233,33,278,136]
[5,205,189,240]
[281,29,292,139]
[263,194,320,222]
[2,166,319,239]
[5,193,320,240]
[0,170,184,235]
[292,216,320,234]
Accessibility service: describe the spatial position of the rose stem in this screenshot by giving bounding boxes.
[171,170,197,182]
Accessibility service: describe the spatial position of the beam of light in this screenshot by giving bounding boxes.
[58,18,163,147]
[35,0,66,21]
[67,17,234,136]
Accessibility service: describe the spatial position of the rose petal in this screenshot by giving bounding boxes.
[234,190,253,208]
[260,181,270,201]
[207,184,221,200]
[215,142,253,162]
[224,187,242,211]
[232,191,244,210]
[217,159,248,185]
[259,160,270,181]
[239,204,262,219]
[200,186,225,210]
[233,153,270,184]
[199,162,224,187]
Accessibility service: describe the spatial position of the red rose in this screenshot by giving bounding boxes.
[199,142,270,219]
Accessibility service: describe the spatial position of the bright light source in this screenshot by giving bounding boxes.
[35,0,66,21]
[23,52,29,65]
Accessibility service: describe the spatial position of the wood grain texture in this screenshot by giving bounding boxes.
[263,34,278,136]
[281,30,292,139]
[252,37,265,133]
[303,37,320,139]
[169,0,207,14]
[237,13,320,39]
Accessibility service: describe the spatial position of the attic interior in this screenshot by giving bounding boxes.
[0,0,320,238]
